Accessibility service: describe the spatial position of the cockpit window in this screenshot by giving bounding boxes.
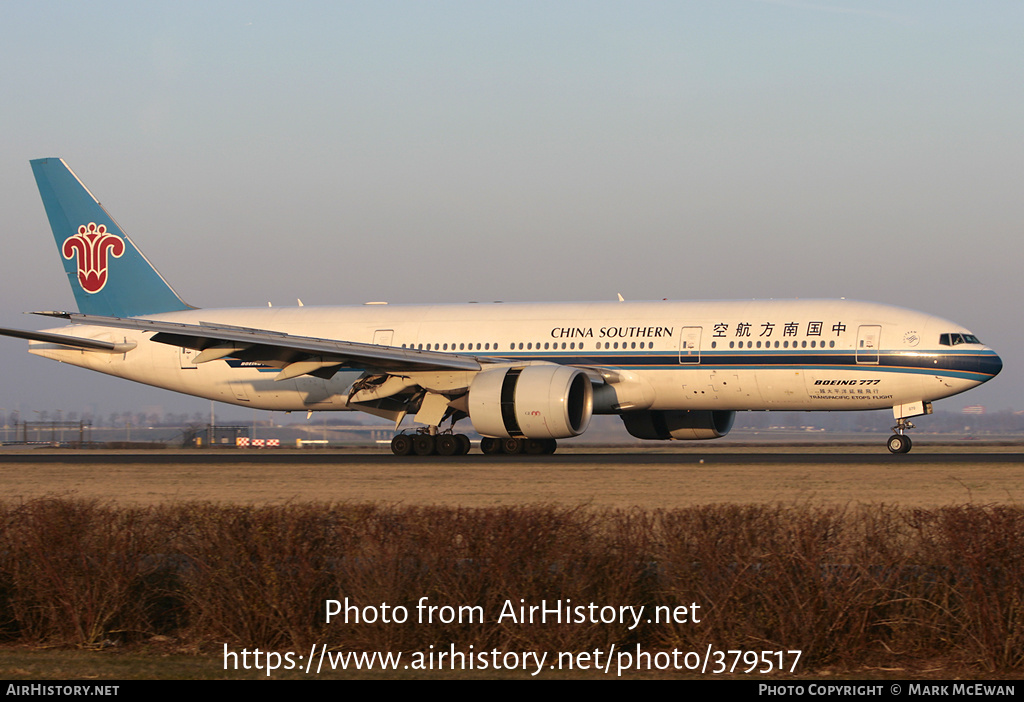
[939,333,981,346]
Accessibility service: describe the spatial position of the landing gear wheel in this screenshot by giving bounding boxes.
[899,435,912,453]
[479,437,502,455]
[888,416,917,454]
[501,437,524,454]
[390,434,413,456]
[887,434,912,454]
[523,439,547,455]
[412,434,436,456]
[522,439,557,454]
[435,434,458,456]
[455,434,471,455]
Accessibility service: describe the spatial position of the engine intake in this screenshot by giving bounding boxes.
[621,410,735,440]
[468,365,593,439]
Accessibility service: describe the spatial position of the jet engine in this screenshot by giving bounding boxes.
[620,409,735,440]
[468,365,593,439]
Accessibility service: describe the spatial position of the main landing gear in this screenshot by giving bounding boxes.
[887,418,915,454]
[479,437,557,455]
[391,430,471,456]
[389,431,558,455]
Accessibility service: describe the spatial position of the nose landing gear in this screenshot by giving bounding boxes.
[887,418,915,454]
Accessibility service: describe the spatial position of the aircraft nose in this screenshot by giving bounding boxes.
[981,348,1003,381]
[992,350,1003,377]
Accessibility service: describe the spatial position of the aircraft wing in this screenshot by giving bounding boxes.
[37,312,484,379]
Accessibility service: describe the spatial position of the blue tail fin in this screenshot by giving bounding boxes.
[31,158,192,317]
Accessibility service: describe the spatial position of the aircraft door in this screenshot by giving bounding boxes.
[678,326,702,364]
[856,325,881,364]
[373,329,394,347]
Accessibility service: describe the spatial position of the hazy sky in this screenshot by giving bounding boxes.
[1,1,1020,420]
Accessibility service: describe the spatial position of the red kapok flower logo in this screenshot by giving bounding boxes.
[62,223,125,294]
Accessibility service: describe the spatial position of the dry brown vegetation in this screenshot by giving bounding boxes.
[1,498,1022,673]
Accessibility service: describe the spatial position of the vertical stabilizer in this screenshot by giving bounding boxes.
[30,158,192,317]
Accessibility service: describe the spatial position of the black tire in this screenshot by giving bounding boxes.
[435,434,458,456]
[412,434,436,456]
[480,437,502,455]
[523,439,547,455]
[391,434,412,456]
[501,437,523,455]
[455,434,471,455]
[887,434,911,454]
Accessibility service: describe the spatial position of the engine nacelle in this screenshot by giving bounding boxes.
[468,365,593,439]
[621,410,735,440]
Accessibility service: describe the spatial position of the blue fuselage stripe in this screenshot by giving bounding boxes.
[222,348,1001,382]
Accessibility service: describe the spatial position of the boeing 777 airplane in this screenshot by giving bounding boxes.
[0,158,1003,454]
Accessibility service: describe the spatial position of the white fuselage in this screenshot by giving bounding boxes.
[29,298,1000,416]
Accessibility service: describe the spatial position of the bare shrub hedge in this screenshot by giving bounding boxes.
[0,499,1020,672]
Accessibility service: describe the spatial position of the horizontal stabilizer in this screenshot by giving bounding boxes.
[0,325,137,353]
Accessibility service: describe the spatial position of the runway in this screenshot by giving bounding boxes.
[0,448,1021,465]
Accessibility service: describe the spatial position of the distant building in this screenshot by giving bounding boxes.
[961,405,986,415]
